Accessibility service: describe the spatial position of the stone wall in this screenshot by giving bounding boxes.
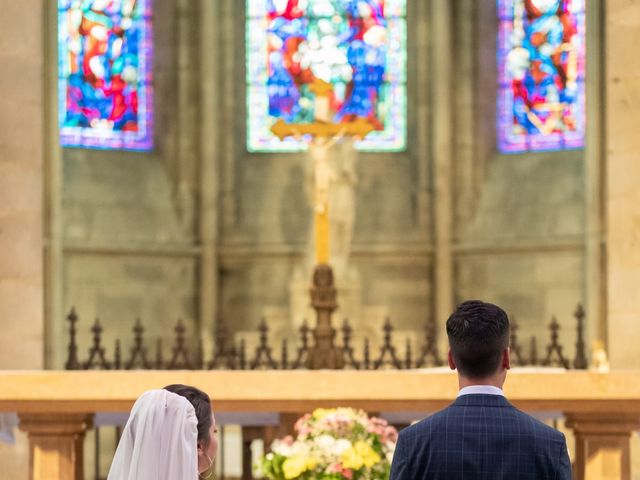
[53,0,202,367]
[451,0,587,355]
[53,0,594,360]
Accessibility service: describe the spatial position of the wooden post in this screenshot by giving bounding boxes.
[565,413,640,480]
[19,413,93,480]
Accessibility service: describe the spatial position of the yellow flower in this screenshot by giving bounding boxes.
[312,408,333,421]
[282,455,317,479]
[341,441,381,471]
[340,445,364,470]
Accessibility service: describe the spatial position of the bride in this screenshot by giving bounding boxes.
[107,384,218,479]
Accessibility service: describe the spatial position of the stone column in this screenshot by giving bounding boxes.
[0,0,45,369]
[584,0,605,345]
[431,0,454,327]
[19,414,93,480]
[199,0,221,359]
[566,413,640,480]
[606,0,640,368]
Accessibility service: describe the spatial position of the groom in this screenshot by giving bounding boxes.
[390,300,572,479]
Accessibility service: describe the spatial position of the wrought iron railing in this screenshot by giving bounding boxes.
[64,304,588,371]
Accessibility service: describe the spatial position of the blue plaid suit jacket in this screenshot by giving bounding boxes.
[389,394,572,480]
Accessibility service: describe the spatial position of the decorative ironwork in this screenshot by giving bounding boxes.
[362,338,371,370]
[404,338,413,370]
[64,304,590,371]
[125,319,151,370]
[113,339,122,370]
[373,318,402,370]
[65,308,81,370]
[291,321,310,369]
[542,317,570,369]
[208,318,235,370]
[250,319,278,370]
[510,318,526,366]
[341,320,360,370]
[237,339,247,370]
[415,316,443,367]
[168,320,191,369]
[194,339,205,370]
[573,304,588,369]
[530,336,538,365]
[155,339,164,369]
[280,339,289,370]
[84,319,111,370]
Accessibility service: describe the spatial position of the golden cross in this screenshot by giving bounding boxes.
[270,80,375,265]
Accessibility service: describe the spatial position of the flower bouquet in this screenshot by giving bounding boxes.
[261,407,398,480]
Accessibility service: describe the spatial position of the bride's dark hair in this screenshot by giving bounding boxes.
[164,384,213,445]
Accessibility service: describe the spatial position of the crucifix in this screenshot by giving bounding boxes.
[271,79,375,369]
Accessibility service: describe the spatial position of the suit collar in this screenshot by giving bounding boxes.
[452,393,512,408]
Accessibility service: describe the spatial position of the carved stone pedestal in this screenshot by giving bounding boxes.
[19,413,93,480]
[307,264,344,369]
[565,412,640,480]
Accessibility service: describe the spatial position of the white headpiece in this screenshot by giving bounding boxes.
[107,389,199,480]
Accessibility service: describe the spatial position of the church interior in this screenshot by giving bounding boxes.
[1,0,640,478]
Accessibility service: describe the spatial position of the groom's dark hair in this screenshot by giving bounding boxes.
[164,384,212,445]
[446,300,510,379]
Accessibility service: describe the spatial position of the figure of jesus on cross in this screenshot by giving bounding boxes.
[271,79,374,266]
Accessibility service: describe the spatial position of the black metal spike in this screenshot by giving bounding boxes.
[542,317,570,369]
[573,304,588,369]
[84,318,111,369]
[405,338,413,369]
[155,338,164,369]
[65,308,81,370]
[373,318,402,369]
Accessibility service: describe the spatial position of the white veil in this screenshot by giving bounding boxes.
[107,389,199,480]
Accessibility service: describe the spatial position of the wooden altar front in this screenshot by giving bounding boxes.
[1,370,639,480]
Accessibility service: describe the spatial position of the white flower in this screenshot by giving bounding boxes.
[331,439,352,456]
[315,434,336,450]
[271,439,293,457]
[290,440,312,457]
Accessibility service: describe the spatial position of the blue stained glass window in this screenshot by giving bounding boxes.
[58,0,153,151]
[497,0,585,153]
[246,0,407,152]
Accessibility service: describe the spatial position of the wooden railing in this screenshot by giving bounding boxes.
[1,370,639,480]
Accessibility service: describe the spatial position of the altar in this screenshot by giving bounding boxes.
[1,370,639,480]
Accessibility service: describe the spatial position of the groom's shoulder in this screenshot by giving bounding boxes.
[510,406,566,442]
[398,406,454,441]
[399,401,564,443]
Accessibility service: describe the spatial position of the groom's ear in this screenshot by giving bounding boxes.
[447,349,456,370]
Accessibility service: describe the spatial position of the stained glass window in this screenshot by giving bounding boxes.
[246,0,407,152]
[497,0,585,153]
[58,0,153,151]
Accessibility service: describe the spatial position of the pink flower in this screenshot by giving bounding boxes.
[384,425,399,443]
[325,462,354,479]
[294,414,312,436]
